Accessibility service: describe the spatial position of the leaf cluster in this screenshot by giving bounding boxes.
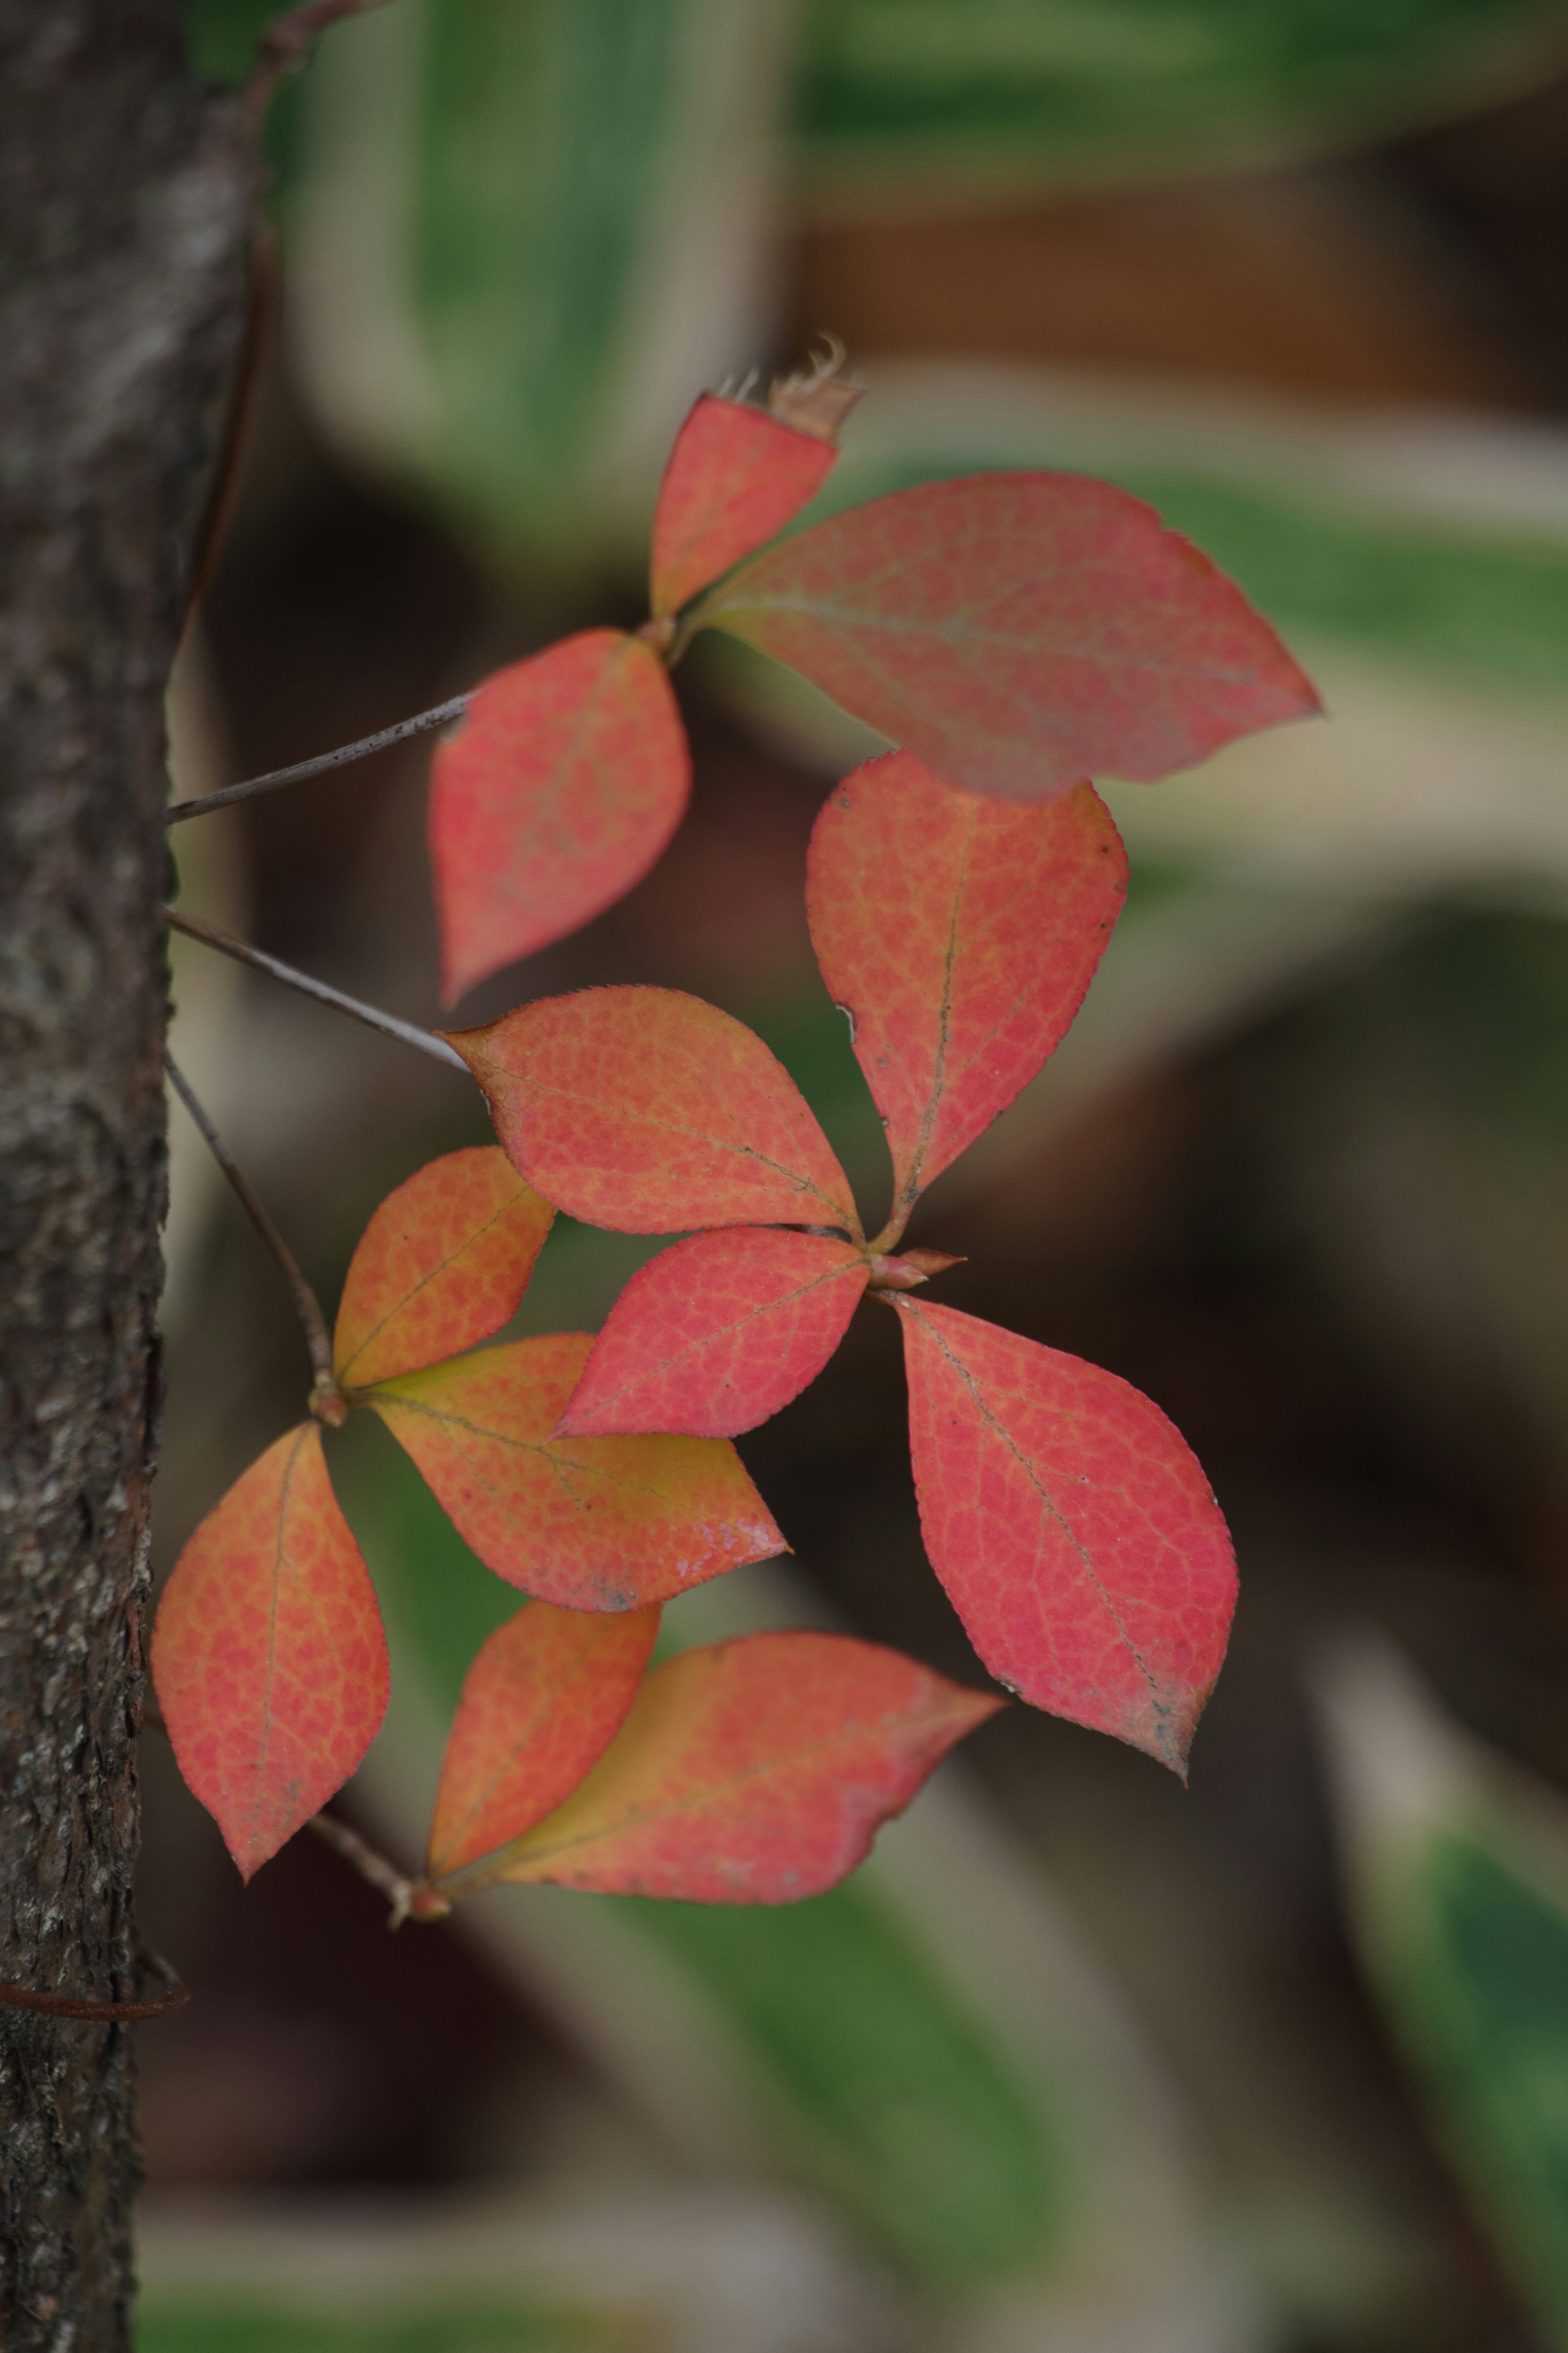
[158,361,1314,1907]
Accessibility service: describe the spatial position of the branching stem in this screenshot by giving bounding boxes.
[167,696,470,824]
[165,906,468,1071]
[307,1813,417,1927]
[243,0,393,138]
[166,1053,345,1423]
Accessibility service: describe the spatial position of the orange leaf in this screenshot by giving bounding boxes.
[447,986,860,1236]
[430,630,690,1004]
[807,753,1126,1218]
[369,1334,786,1610]
[697,474,1319,799]
[649,393,837,619]
[461,1631,1000,1902]
[151,1426,389,1880]
[334,1147,555,1391]
[427,1599,658,1882]
[896,1300,1236,1774]
[558,1228,869,1438]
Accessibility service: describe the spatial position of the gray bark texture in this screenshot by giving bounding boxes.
[0,7,253,2345]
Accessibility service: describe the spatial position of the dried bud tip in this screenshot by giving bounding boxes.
[408,1884,453,1923]
[867,1247,964,1292]
[768,335,862,444]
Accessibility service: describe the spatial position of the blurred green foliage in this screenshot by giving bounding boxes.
[797,0,1568,190]
[139,2301,638,2351]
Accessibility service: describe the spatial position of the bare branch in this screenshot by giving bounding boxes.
[165,906,469,1071]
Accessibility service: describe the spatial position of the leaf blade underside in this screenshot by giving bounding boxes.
[151,1425,390,1880]
[698,472,1319,799]
[447,985,860,1236]
[428,1598,659,1881]
[896,1300,1236,1773]
[464,1630,1002,1902]
[430,629,690,1004]
[650,393,837,618]
[558,1227,869,1437]
[806,752,1127,1219]
[369,1333,786,1610]
[334,1146,555,1390]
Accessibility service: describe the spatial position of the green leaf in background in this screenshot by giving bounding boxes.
[1318,1638,1568,2348]
[139,2299,637,2353]
[292,0,789,568]
[796,0,1568,203]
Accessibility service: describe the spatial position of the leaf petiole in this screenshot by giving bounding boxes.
[167,694,470,824]
[165,906,468,1070]
[166,1052,345,1423]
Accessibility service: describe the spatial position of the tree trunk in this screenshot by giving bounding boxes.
[0,9,253,2344]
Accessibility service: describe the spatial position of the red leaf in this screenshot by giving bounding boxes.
[151,1426,389,1880]
[697,474,1319,799]
[895,1301,1235,1773]
[458,1630,1001,1902]
[448,986,860,1236]
[430,629,690,1004]
[558,1229,869,1438]
[334,1147,554,1390]
[370,1333,786,1610]
[427,1599,659,1882]
[807,753,1126,1218]
[650,394,837,619]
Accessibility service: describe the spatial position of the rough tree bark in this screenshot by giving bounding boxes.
[0,9,253,2345]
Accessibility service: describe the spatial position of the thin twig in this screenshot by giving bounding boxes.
[308,1813,417,1927]
[0,1948,187,2024]
[242,0,392,139]
[166,1052,344,1421]
[165,907,468,1071]
[168,696,470,824]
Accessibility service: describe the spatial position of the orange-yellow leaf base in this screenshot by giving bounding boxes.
[369,1333,786,1610]
[334,1147,554,1390]
[463,1630,1001,1902]
[428,1599,659,1881]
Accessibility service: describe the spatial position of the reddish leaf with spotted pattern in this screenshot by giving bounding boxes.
[453,1630,1001,1902]
[807,752,1126,1224]
[151,1425,389,1880]
[558,1227,869,1438]
[697,474,1319,800]
[895,1299,1236,1774]
[428,1599,659,1882]
[368,1332,786,1610]
[448,986,860,1237]
[650,394,836,620]
[334,1147,554,1391]
[430,630,689,1004]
